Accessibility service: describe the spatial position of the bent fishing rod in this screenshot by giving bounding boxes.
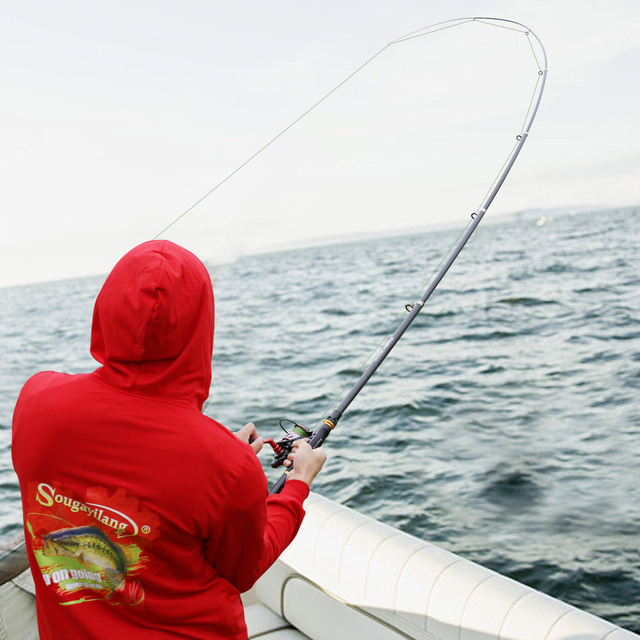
[152,17,547,493]
[265,18,548,494]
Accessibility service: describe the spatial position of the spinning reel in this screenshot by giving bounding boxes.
[265,419,313,468]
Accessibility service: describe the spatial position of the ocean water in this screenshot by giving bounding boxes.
[1,207,639,631]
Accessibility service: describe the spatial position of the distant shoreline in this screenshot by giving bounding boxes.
[1,204,636,291]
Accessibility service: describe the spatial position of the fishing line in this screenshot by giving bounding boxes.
[148,16,546,491]
[153,17,543,241]
[152,45,390,240]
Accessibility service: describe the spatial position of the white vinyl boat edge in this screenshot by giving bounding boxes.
[243,492,638,640]
[1,492,637,639]
[0,567,38,640]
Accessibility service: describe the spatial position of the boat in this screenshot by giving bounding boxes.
[2,491,637,639]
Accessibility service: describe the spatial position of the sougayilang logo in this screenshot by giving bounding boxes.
[35,483,140,537]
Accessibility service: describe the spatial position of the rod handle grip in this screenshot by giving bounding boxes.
[269,473,288,495]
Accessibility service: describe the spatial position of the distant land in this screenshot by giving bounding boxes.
[2,205,636,289]
[244,204,637,262]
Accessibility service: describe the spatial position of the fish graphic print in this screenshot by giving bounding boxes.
[42,526,127,596]
[25,481,160,606]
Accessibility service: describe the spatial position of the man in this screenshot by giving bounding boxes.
[12,240,326,639]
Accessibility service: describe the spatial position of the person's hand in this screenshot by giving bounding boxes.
[284,439,326,487]
[235,422,264,455]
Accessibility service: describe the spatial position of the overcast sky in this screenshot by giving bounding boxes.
[1,0,638,287]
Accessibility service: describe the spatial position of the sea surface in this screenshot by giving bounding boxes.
[1,206,639,631]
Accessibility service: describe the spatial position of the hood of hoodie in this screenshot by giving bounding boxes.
[90,240,214,410]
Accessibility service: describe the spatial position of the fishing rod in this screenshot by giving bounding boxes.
[267,17,548,494]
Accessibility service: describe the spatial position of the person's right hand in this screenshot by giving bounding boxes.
[284,440,326,487]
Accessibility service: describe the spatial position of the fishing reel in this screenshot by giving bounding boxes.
[265,419,313,468]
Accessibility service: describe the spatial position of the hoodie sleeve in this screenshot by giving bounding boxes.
[205,453,309,593]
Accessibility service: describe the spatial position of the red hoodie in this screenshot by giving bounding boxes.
[12,240,308,639]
